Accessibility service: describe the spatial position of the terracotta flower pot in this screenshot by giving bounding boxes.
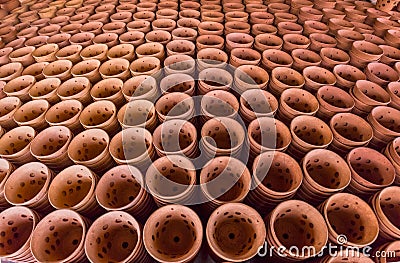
[0,96,19,130]
[49,15,70,27]
[261,49,293,72]
[146,155,196,206]
[55,44,83,64]
[159,73,195,95]
[3,75,35,102]
[196,48,227,71]
[68,128,115,174]
[117,100,157,131]
[71,60,101,84]
[20,62,47,82]
[198,68,233,95]
[13,99,49,131]
[88,13,110,24]
[346,147,395,197]
[201,11,224,22]
[198,21,224,35]
[129,56,161,78]
[239,90,278,124]
[319,193,379,247]
[370,186,400,241]
[352,21,374,34]
[155,92,194,122]
[80,21,104,35]
[320,47,350,70]
[225,11,248,22]
[350,40,383,68]
[143,205,201,262]
[297,149,351,204]
[316,85,354,121]
[0,206,40,262]
[0,62,23,83]
[45,99,83,133]
[120,31,145,46]
[5,37,25,49]
[47,33,72,49]
[16,26,38,39]
[367,106,400,149]
[121,74,158,102]
[380,45,400,66]
[127,20,151,34]
[302,66,336,93]
[229,48,261,68]
[266,200,328,260]
[171,27,197,41]
[298,6,323,24]
[144,30,171,45]
[308,33,336,52]
[0,125,36,165]
[206,203,265,262]
[351,80,391,116]
[376,0,400,12]
[42,59,73,81]
[31,43,59,63]
[4,162,53,212]
[79,100,119,136]
[254,33,282,52]
[135,42,165,60]
[364,33,387,46]
[69,32,95,48]
[80,44,108,62]
[278,88,319,124]
[90,78,124,107]
[24,36,49,49]
[247,151,302,209]
[0,158,14,208]
[93,32,119,48]
[365,62,399,86]
[224,21,251,35]
[38,24,62,37]
[233,64,269,92]
[291,48,322,71]
[333,64,366,90]
[277,21,303,36]
[384,29,400,48]
[288,115,333,159]
[98,58,130,81]
[200,90,239,122]
[387,81,400,110]
[156,9,179,20]
[250,12,274,25]
[201,117,245,158]
[9,46,35,67]
[56,77,92,106]
[31,209,89,262]
[322,8,346,23]
[133,10,155,22]
[166,39,195,57]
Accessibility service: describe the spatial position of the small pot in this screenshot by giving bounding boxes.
[117,100,157,131]
[122,75,158,102]
[291,48,322,71]
[55,44,83,64]
[145,30,171,45]
[317,85,355,121]
[196,34,224,50]
[135,42,165,60]
[144,205,201,262]
[31,209,89,262]
[229,48,261,68]
[120,31,145,46]
[90,78,125,107]
[298,6,323,23]
[206,203,265,262]
[200,90,239,122]
[80,21,104,35]
[0,206,39,262]
[42,60,73,81]
[157,9,179,20]
[282,33,310,52]
[45,99,83,133]
[368,106,400,149]
[79,100,119,135]
[133,10,155,22]
[240,90,278,124]
[387,82,400,110]
[198,68,233,95]
[198,21,224,35]
[166,39,195,57]
[3,75,35,102]
[224,21,251,35]
[93,32,119,48]
[380,45,400,66]
[171,27,197,41]
[350,40,383,68]
[4,162,53,212]
[336,29,365,50]
[365,62,399,86]
[254,33,283,52]
[21,62,48,82]
[155,92,194,122]
[352,21,374,34]
[9,46,35,67]
[277,21,303,36]
[196,48,227,71]
[319,193,379,247]
[302,65,336,93]
[233,64,269,92]
[31,43,58,63]
[352,80,391,116]
[288,115,333,159]
[309,33,336,52]
[47,33,72,49]
[71,59,102,84]
[261,49,293,72]
[127,20,151,33]
[99,58,130,81]
[320,47,350,69]
[38,24,61,37]
[80,44,109,62]
[269,66,303,96]
[69,32,95,48]
[250,12,274,25]
[129,56,161,78]
[160,73,195,95]
[384,29,400,48]
[13,99,49,131]
[333,64,366,90]
[0,96,21,131]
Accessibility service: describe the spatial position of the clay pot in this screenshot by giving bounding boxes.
[17,26,38,39]
[133,10,155,22]
[261,49,293,72]
[288,115,333,159]
[206,203,265,262]
[247,151,302,210]
[320,47,350,70]
[55,45,83,64]
[297,149,351,204]
[200,117,245,158]
[269,66,304,96]
[90,78,124,107]
[233,64,269,93]
[291,48,322,71]
[316,85,355,121]
[387,82,400,110]
[31,209,89,262]
[47,33,72,49]
[322,9,346,23]
[298,6,323,24]
[38,25,62,37]
[93,32,119,48]
[68,128,115,174]
[225,11,248,22]
[198,68,233,95]
[352,80,391,116]
[135,42,165,60]
[122,75,158,102]
[384,137,400,185]
[13,99,49,131]
[277,21,303,36]
[365,62,399,86]
[319,193,379,247]
[374,18,400,38]
[4,162,53,212]
[385,29,400,48]
[117,100,157,131]
[196,34,224,50]
[146,155,196,206]
[302,66,336,93]
[3,75,35,102]
[5,38,25,49]
[0,206,40,262]
[88,13,110,24]
[57,77,92,106]
[250,12,274,25]
[0,159,14,208]
[71,60,101,84]
[20,62,47,82]
[80,22,104,35]
[79,100,119,136]
[61,24,83,36]
[144,30,171,45]
[347,147,395,196]
[0,125,35,165]
[49,16,70,27]
[196,48,227,71]
[198,21,224,36]
[224,21,251,35]
[69,32,95,48]
[329,113,373,156]
[171,27,197,41]
[268,2,290,13]
[45,99,83,134]
[80,44,108,62]
[0,48,12,66]
[239,90,278,124]
[364,33,387,46]
[352,22,374,34]
[370,186,400,241]
[42,60,73,81]
[200,156,251,212]
[155,92,194,122]
[201,11,224,22]
[102,21,127,35]
[254,34,282,52]
[127,20,151,33]
[0,62,23,83]
[380,45,400,66]
[229,48,261,68]
[278,88,319,124]
[129,56,161,78]
[368,106,400,149]
[0,26,16,43]
[350,40,383,68]
[266,200,328,260]
[200,90,239,122]
[119,31,145,46]
[116,3,136,13]
[24,36,49,49]
[308,33,336,52]
[336,29,365,51]
[143,205,201,262]
[333,64,366,90]
[376,0,400,12]
[98,58,130,81]
[9,46,35,67]
[31,43,58,63]
[159,73,195,96]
